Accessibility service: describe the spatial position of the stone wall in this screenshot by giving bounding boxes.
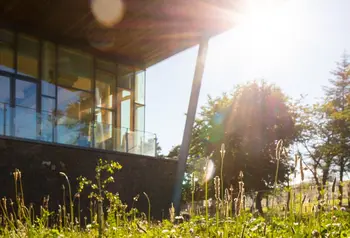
[0,137,177,220]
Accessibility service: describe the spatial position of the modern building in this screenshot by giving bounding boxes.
[0,0,234,218]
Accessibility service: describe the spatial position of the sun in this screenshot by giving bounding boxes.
[209,0,304,70]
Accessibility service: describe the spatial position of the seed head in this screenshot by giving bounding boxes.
[220,143,226,158]
[214,176,221,200]
[133,194,140,202]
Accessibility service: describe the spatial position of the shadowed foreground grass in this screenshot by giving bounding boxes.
[1,159,349,237]
[1,210,349,237]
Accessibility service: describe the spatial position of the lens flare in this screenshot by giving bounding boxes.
[91,0,125,27]
[203,159,215,182]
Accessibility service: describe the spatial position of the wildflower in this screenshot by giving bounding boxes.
[218,230,224,237]
[133,194,139,202]
[312,230,320,237]
[162,229,169,233]
[175,215,184,224]
[189,228,194,234]
[340,207,346,211]
[181,211,190,221]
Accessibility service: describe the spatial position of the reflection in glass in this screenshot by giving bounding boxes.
[116,88,132,151]
[96,70,115,109]
[58,47,93,91]
[95,108,114,150]
[41,112,54,142]
[0,76,10,103]
[0,76,10,136]
[118,89,131,129]
[135,104,145,132]
[57,86,93,146]
[42,96,55,112]
[14,107,37,139]
[135,71,145,104]
[0,103,10,136]
[0,29,14,73]
[42,42,56,97]
[16,79,37,109]
[15,79,37,139]
[17,35,39,78]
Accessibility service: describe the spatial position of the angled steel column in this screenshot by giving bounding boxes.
[173,37,209,214]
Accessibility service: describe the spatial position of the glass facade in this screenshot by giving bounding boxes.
[0,30,15,73]
[0,29,154,156]
[17,35,39,78]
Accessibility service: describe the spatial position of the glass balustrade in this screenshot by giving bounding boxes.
[0,102,156,157]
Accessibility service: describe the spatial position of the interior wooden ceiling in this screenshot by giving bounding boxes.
[0,0,237,68]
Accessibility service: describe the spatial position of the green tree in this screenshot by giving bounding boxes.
[323,52,350,205]
[167,145,180,159]
[297,102,336,198]
[188,81,298,213]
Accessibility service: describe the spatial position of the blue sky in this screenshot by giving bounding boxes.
[145,0,350,154]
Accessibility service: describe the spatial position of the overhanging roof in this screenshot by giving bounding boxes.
[0,0,236,69]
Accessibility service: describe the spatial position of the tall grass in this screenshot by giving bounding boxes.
[0,153,348,237]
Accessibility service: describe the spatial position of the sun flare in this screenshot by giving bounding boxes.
[210,0,304,69]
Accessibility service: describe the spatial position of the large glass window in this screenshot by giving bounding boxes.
[0,75,10,104]
[118,89,132,129]
[58,47,93,91]
[57,86,93,146]
[135,71,145,105]
[0,29,14,73]
[135,104,145,132]
[95,108,114,150]
[96,70,115,109]
[116,88,132,151]
[0,76,10,136]
[41,96,55,142]
[0,29,150,154]
[41,42,56,142]
[42,42,56,96]
[14,79,38,140]
[95,64,116,150]
[17,35,39,78]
